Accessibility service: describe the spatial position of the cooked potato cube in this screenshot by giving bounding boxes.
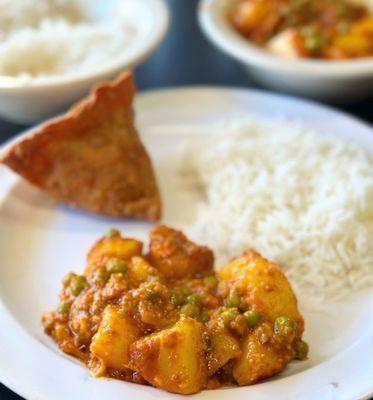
[129,316,207,394]
[233,322,295,385]
[218,250,304,334]
[148,225,214,280]
[86,235,143,272]
[207,329,241,376]
[352,17,373,36]
[90,305,140,375]
[267,29,307,58]
[333,33,371,57]
[129,256,161,283]
[232,0,279,40]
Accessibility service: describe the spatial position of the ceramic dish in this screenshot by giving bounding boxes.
[198,0,373,102]
[0,0,169,124]
[0,87,372,400]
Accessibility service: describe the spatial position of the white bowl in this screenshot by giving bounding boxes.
[199,0,373,102]
[0,0,169,124]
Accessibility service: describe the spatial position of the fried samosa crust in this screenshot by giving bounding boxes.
[0,71,161,221]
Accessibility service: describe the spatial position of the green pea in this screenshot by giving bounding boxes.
[181,286,191,297]
[105,228,120,239]
[336,3,351,19]
[70,275,87,296]
[274,316,296,335]
[202,331,212,351]
[300,26,322,55]
[243,310,260,329]
[226,293,241,308]
[186,294,200,306]
[295,340,309,360]
[290,0,308,12]
[199,309,210,323]
[305,35,322,54]
[106,259,128,275]
[146,291,160,302]
[180,303,200,318]
[337,21,350,34]
[62,272,76,286]
[149,275,165,284]
[90,268,109,286]
[221,307,239,321]
[203,276,217,288]
[57,302,70,315]
[171,287,186,306]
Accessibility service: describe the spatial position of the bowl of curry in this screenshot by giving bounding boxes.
[199,0,373,101]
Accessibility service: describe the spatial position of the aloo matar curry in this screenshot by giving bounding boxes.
[42,225,308,394]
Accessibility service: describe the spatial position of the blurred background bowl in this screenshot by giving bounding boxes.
[0,0,169,124]
[199,0,373,102]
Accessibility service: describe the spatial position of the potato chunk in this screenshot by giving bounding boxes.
[129,316,207,394]
[233,323,295,385]
[267,29,307,59]
[148,225,214,280]
[128,256,161,284]
[207,329,241,376]
[218,250,304,334]
[90,306,140,375]
[232,0,280,40]
[332,33,371,58]
[86,234,143,272]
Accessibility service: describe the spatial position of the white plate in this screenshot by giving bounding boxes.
[0,87,372,400]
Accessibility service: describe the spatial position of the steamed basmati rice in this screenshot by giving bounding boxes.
[0,0,135,80]
[185,120,373,300]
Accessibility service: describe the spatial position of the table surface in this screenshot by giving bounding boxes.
[0,1,372,399]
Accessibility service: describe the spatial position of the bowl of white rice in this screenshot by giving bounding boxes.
[0,0,169,123]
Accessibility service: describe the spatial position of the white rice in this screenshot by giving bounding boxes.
[185,120,373,301]
[0,0,135,80]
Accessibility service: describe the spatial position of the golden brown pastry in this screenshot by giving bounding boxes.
[0,71,161,221]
